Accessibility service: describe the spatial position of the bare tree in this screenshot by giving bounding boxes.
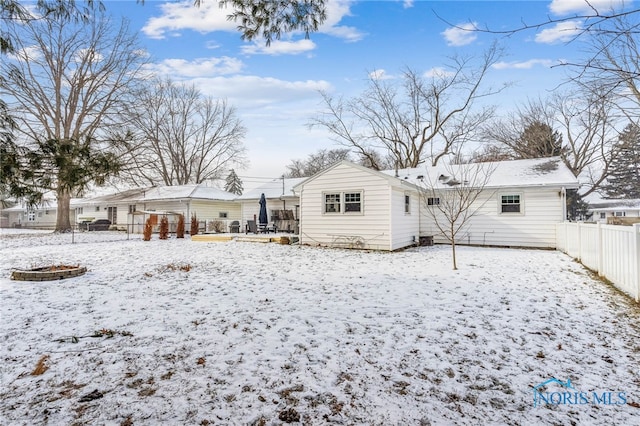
[284,148,351,177]
[551,88,621,196]
[482,98,563,159]
[311,43,505,169]
[420,161,495,270]
[1,8,146,231]
[116,78,247,186]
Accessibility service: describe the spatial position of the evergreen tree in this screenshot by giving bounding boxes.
[515,121,564,159]
[604,123,640,199]
[225,169,243,195]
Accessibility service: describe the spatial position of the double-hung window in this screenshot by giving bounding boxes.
[501,195,521,213]
[344,192,361,212]
[427,197,440,206]
[324,191,363,214]
[404,195,411,214]
[325,193,341,213]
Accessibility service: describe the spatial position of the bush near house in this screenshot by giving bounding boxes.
[143,219,152,241]
[159,216,169,240]
[190,214,198,236]
[176,214,185,238]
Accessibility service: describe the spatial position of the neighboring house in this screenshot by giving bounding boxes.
[1,199,82,229]
[587,198,640,224]
[293,157,579,251]
[235,177,305,233]
[77,184,240,233]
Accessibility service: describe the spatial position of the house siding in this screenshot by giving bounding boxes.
[299,163,392,250]
[419,186,564,248]
[390,188,420,250]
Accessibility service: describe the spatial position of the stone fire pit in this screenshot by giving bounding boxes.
[10,265,87,281]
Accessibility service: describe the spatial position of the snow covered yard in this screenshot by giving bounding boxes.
[1,230,639,425]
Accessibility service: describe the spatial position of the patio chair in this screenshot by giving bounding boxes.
[246,220,258,234]
[230,220,240,233]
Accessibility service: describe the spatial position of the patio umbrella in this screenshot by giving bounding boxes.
[258,193,268,226]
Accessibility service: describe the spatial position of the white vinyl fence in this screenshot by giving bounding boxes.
[556,222,640,302]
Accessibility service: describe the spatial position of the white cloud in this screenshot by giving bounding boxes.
[492,59,557,70]
[142,0,365,43]
[549,0,626,15]
[241,39,317,56]
[535,20,582,43]
[189,75,332,109]
[403,0,415,9]
[320,0,366,42]
[10,45,41,62]
[144,57,244,78]
[424,67,455,78]
[441,22,478,47]
[369,69,395,80]
[142,1,236,39]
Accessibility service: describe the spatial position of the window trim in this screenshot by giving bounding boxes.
[344,192,362,213]
[322,190,364,215]
[427,197,440,206]
[499,193,523,214]
[324,192,341,214]
[404,194,411,214]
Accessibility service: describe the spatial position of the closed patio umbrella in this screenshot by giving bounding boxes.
[258,193,268,226]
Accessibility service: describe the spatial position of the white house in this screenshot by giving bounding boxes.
[77,184,240,233]
[587,198,640,224]
[2,198,81,229]
[235,177,305,233]
[293,157,579,251]
[293,161,421,251]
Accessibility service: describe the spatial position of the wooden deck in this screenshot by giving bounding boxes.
[191,233,295,244]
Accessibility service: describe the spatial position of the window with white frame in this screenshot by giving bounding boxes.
[95,206,100,212]
[323,191,363,214]
[615,211,626,217]
[77,207,84,214]
[600,212,606,219]
[344,192,361,212]
[27,210,35,221]
[129,204,136,214]
[404,194,411,214]
[501,194,521,213]
[427,197,440,206]
[325,193,341,213]
[219,212,228,218]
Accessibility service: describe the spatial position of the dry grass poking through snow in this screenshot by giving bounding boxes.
[1,232,639,425]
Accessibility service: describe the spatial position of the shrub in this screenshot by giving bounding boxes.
[176,214,185,238]
[159,216,169,240]
[210,220,225,233]
[143,218,153,241]
[190,213,199,236]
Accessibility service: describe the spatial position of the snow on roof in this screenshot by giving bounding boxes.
[2,198,84,212]
[587,198,640,211]
[383,157,579,189]
[142,185,236,201]
[236,177,306,200]
[79,184,237,205]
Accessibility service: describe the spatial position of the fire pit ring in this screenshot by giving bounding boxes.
[10,265,87,281]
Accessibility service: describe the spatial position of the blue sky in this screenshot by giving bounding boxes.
[102,0,626,184]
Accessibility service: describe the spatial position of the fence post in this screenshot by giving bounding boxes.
[596,222,603,276]
[577,222,583,261]
[634,223,640,303]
